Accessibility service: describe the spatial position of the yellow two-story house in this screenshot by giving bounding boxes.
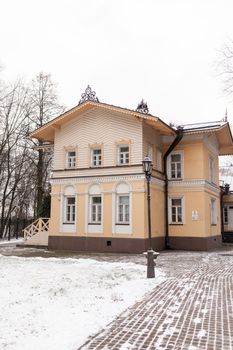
[30,86,233,252]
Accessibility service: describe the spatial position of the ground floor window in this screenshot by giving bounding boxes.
[211,198,217,225]
[117,195,130,224]
[223,206,228,224]
[90,196,102,224]
[170,197,183,223]
[65,196,76,223]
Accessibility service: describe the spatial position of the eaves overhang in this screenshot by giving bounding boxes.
[182,122,233,155]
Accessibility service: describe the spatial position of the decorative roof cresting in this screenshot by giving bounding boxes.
[136,99,149,114]
[79,85,99,105]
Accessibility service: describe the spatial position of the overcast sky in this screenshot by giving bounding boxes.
[1,0,233,125]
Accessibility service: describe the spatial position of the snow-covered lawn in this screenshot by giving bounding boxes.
[0,255,166,350]
[0,238,23,245]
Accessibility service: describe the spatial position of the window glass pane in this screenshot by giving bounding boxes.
[92,197,101,204]
[97,206,102,222]
[172,199,181,206]
[171,154,181,162]
[120,146,129,152]
[93,149,101,155]
[177,207,182,222]
[92,206,96,221]
[68,197,75,205]
[120,196,129,204]
[125,205,129,222]
[119,210,123,222]
[172,207,176,215]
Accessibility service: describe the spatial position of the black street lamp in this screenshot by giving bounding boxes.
[142,156,159,278]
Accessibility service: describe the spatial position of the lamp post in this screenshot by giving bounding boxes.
[142,156,158,278]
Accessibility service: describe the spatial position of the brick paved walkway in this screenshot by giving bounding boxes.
[79,250,233,350]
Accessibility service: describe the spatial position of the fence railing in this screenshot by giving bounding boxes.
[23,218,50,240]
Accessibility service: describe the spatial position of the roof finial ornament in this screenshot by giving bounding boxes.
[136,99,149,114]
[79,85,99,105]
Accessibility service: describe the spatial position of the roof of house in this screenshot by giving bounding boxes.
[29,100,176,142]
[29,96,233,156]
[179,120,233,155]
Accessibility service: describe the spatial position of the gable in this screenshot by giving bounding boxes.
[54,107,143,148]
[30,101,175,142]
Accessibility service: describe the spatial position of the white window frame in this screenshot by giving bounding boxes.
[91,148,102,167]
[168,151,183,179]
[209,156,215,183]
[66,151,76,168]
[169,197,184,224]
[89,195,102,224]
[64,196,76,223]
[118,145,129,165]
[112,182,132,235]
[211,198,217,225]
[116,195,130,225]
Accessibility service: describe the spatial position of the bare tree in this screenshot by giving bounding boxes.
[0,80,33,238]
[217,40,233,97]
[28,72,64,218]
[0,73,64,239]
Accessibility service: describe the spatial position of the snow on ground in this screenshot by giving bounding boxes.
[0,254,166,350]
[0,238,23,245]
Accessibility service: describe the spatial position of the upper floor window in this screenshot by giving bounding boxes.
[169,152,183,179]
[92,149,102,167]
[170,197,183,224]
[65,196,76,223]
[66,151,76,168]
[118,145,129,165]
[209,156,215,183]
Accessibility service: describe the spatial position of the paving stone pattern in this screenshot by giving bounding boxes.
[79,250,233,350]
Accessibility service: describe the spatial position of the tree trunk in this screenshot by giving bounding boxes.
[36,146,44,217]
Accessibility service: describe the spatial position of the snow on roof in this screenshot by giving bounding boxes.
[179,120,226,132]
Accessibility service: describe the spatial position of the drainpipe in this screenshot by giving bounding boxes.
[220,183,230,242]
[163,126,183,249]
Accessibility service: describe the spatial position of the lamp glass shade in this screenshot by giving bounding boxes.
[142,156,153,174]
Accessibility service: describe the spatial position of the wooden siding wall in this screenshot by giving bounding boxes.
[142,122,162,165]
[53,108,143,170]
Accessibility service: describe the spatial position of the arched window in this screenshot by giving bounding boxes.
[88,184,102,227]
[63,185,76,224]
[115,183,130,225]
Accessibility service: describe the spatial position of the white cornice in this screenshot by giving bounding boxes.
[51,175,220,194]
[50,174,145,185]
[168,179,220,194]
